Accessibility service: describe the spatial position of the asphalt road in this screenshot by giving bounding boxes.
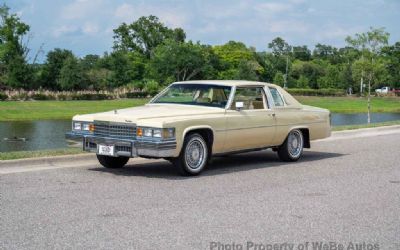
[1,128,400,250]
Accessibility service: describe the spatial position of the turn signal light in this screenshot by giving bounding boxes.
[89,124,95,132]
[137,127,143,137]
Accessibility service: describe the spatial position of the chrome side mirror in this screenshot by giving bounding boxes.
[235,101,244,111]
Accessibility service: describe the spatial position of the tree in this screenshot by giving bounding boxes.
[40,49,74,90]
[148,40,214,84]
[290,60,324,89]
[57,55,86,90]
[213,41,261,80]
[313,44,338,61]
[268,37,294,88]
[346,27,390,123]
[381,42,400,88]
[80,54,100,71]
[296,75,309,88]
[293,46,311,61]
[107,51,143,88]
[0,4,32,88]
[85,68,111,90]
[273,72,285,87]
[235,60,260,81]
[113,15,185,58]
[268,37,291,56]
[318,64,341,89]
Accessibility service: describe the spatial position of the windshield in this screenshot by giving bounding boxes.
[152,84,232,108]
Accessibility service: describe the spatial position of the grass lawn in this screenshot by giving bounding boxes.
[332,120,400,131]
[295,96,400,113]
[0,96,399,122]
[0,148,86,161]
[0,99,149,121]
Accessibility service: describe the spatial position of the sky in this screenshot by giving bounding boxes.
[5,0,400,62]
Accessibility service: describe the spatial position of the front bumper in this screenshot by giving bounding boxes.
[65,132,177,158]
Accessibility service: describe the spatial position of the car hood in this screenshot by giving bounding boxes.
[73,104,225,124]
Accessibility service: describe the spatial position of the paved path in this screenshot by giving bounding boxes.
[1,127,399,249]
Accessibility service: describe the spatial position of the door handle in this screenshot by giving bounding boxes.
[268,113,276,117]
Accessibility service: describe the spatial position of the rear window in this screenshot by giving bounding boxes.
[269,87,285,107]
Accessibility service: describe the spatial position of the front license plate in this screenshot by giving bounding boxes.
[98,144,115,156]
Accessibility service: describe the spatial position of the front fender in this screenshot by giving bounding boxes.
[174,125,215,154]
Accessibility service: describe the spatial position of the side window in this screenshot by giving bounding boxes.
[269,87,285,107]
[231,87,267,110]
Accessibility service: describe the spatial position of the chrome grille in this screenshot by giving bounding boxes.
[115,145,132,152]
[94,121,136,139]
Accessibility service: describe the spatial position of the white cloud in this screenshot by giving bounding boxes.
[113,3,188,28]
[268,20,309,33]
[289,0,306,4]
[16,2,35,17]
[52,25,78,37]
[82,22,100,35]
[61,0,105,20]
[256,2,292,13]
[13,0,399,60]
[114,3,135,21]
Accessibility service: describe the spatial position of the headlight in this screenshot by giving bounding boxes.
[143,128,153,137]
[152,128,162,138]
[73,122,82,131]
[137,127,175,139]
[82,123,90,131]
[73,121,94,133]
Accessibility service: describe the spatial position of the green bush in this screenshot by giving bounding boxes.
[126,92,148,98]
[144,80,160,96]
[9,93,29,101]
[0,92,7,101]
[31,93,56,100]
[287,88,346,96]
[57,94,72,101]
[71,93,113,100]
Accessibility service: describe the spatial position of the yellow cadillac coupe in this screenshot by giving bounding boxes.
[66,80,331,175]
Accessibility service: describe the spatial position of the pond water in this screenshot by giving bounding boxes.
[331,112,400,126]
[0,120,71,152]
[1,112,400,152]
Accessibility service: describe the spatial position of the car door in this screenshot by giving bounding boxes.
[267,86,295,146]
[223,86,276,152]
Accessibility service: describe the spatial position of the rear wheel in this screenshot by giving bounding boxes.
[97,155,129,168]
[172,133,209,176]
[277,129,304,162]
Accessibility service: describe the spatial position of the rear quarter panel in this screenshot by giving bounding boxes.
[273,106,331,146]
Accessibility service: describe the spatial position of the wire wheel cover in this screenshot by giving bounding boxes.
[185,138,206,170]
[288,130,303,158]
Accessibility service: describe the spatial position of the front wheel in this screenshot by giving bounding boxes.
[172,133,209,176]
[277,129,304,162]
[97,155,129,168]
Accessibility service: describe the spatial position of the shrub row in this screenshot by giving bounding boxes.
[125,92,149,98]
[0,92,7,101]
[287,88,346,96]
[1,88,348,100]
[0,90,153,101]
